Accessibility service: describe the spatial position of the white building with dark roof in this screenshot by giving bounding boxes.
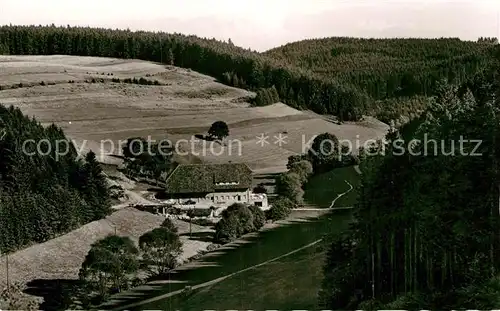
[163,163,269,210]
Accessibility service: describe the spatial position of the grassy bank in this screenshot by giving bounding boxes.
[148,241,326,310]
[303,166,361,208]
[103,210,353,310]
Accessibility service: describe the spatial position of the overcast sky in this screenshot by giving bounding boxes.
[1,0,499,51]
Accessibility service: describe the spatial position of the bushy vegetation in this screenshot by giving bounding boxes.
[208,121,229,141]
[121,137,173,184]
[275,172,304,204]
[187,208,213,218]
[214,203,265,243]
[251,85,280,106]
[266,197,294,222]
[139,227,182,275]
[79,236,139,300]
[272,159,313,218]
[0,283,39,310]
[318,67,500,309]
[253,183,267,194]
[161,218,178,233]
[287,133,356,175]
[78,224,183,306]
[0,105,111,253]
[119,77,161,85]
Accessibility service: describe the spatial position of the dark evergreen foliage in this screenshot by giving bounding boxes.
[2,26,493,121]
[0,105,111,253]
[208,121,229,141]
[251,85,280,106]
[318,69,500,309]
[214,203,264,243]
[0,25,376,120]
[266,37,495,100]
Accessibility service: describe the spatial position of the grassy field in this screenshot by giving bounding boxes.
[102,210,353,310]
[0,207,213,289]
[0,55,389,174]
[303,166,361,208]
[146,241,326,310]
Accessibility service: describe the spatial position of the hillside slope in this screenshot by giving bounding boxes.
[265,37,496,120]
[0,55,389,174]
[0,25,369,121]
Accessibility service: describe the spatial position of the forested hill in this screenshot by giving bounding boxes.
[319,66,500,309]
[265,37,497,120]
[0,26,496,122]
[0,25,368,120]
[0,105,110,252]
[265,37,494,99]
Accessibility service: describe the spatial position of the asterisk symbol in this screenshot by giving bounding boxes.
[274,133,288,147]
[256,133,270,147]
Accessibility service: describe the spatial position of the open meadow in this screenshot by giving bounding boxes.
[0,55,389,173]
[102,209,353,310]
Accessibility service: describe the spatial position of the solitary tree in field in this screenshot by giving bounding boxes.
[208,121,229,141]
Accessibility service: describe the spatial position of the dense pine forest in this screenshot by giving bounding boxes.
[319,65,500,309]
[0,25,496,121]
[266,37,498,121]
[0,105,110,252]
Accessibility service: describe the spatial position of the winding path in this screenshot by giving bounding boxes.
[328,180,354,209]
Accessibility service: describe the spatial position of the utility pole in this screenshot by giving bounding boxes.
[6,253,9,291]
[189,206,193,238]
[1,250,10,292]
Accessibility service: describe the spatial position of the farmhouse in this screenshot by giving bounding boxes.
[163,163,269,210]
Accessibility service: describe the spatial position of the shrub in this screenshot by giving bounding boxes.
[213,214,239,243]
[190,218,215,226]
[288,160,313,184]
[186,208,212,217]
[251,85,280,106]
[220,203,255,235]
[266,197,293,221]
[160,218,178,233]
[0,283,39,310]
[206,243,220,252]
[253,183,267,194]
[164,206,181,215]
[214,203,263,243]
[139,227,182,275]
[248,205,266,229]
[275,172,304,204]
